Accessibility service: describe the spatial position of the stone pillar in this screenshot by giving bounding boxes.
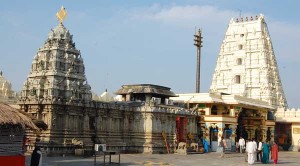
[270,127,275,143]
[96,114,101,132]
[123,113,129,133]
[145,94,151,104]
[261,127,267,142]
[126,94,131,101]
[83,112,89,131]
[143,114,154,153]
[229,124,237,151]
[65,113,69,130]
[145,114,153,134]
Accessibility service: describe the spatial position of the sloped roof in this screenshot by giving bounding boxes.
[115,84,177,97]
[0,103,39,130]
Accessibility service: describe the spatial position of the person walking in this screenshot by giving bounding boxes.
[217,136,227,158]
[247,138,257,165]
[30,147,42,166]
[257,139,263,162]
[239,137,245,153]
[271,141,279,164]
[261,140,270,164]
[245,139,249,162]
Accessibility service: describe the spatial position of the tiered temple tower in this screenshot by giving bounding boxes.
[210,14,287,109]
[0,72,15,100]
[18,7,93,152]
[19,20,92,105]
[18,7,198,155]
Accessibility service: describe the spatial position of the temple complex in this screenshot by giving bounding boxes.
[275,108,300,151]
[2,7,296,154]
[170,14,290,151]
[0,71,16,103]
[209,14,287,109]
[171,93,275,151]
[17,7,197,155]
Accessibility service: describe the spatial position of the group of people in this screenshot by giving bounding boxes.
[236,137,279,165]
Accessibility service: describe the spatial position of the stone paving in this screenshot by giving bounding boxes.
[26,151,300,166]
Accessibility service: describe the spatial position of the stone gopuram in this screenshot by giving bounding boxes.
[18,8,197,155]
[209,14,287,109]
[0,72,16,103]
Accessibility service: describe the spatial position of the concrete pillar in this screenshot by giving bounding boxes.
[205,107,211,115]
[230,109,235,117]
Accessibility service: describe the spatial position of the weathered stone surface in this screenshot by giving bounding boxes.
[18,23,198,155]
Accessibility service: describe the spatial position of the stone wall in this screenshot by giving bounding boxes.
[20,101,198,155]
[275,108,300,151]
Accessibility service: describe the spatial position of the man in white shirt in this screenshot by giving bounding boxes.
[238,137,245,153]
[257,140,263,162]
[247,138,257,165]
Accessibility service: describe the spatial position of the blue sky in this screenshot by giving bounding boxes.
[0,0,299,108]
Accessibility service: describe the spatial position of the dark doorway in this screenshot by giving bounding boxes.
[176,116,187,142]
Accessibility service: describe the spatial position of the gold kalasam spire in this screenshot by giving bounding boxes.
[56,6,67,25]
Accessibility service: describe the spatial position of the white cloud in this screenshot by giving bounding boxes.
[128,4,300,62]
[130,5,243,27]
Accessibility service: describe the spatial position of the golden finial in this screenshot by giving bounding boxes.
[56,6,67,25]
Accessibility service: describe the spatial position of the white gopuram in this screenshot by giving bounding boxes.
[210,14,287,109]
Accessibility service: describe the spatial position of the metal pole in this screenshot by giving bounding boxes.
[194,29,202,93]
[196,42,200,93]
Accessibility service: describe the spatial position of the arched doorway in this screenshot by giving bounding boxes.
[209,125,218,151]
[236,108,264,141]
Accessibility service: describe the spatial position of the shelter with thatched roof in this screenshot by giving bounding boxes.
[0,103,38,165]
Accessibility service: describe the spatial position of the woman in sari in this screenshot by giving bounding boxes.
[271,141,279,164]
[261,140,270,164]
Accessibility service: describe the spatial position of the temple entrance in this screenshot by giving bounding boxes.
[275,123,292,150]
[176,116,187,143]
[237,108,264,141]
[209,126,218,151]
[223,125,232,151]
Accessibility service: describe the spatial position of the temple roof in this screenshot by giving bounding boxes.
[115,84,177,97]
[48,24,72,40]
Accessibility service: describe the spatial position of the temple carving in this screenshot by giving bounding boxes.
[0,72,16,103]
[18,15,197,155]
[209,14,287,109]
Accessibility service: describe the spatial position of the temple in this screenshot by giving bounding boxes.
[171,93,276,151]
[0,71,16,103]
[17,7,197,155]
[209,14,287,109]
[1,7,296,155]
[171,15,290,151]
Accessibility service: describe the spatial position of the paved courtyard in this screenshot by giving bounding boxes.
[26,151,299,166]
